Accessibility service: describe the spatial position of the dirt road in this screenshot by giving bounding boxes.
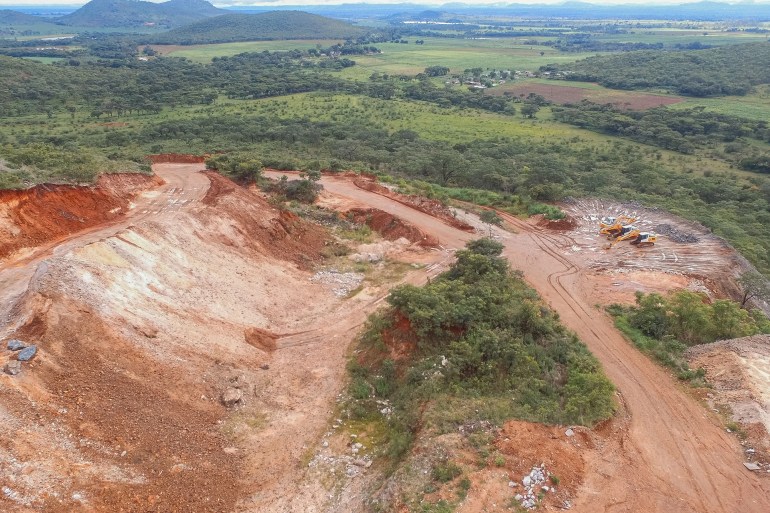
[0,164,209,335]
[265,171,770,513]
[3,166,768,512]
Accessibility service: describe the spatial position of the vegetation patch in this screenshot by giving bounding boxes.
[607,290,770,384]
[347,239,616,467]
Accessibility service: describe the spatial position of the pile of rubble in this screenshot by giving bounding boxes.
[311,269,365,297]
[3,339,37,376]
[655,223,699,243]
[512,464,555,510]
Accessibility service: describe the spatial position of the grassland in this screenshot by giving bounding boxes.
[672,85,770,121]
[339,38,603,80]
[147,39,345,61]
[151,36,600,74]
[593,29,769,46]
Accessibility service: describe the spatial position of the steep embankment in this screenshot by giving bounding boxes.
[0,174,162,262]
[0,165,339,512]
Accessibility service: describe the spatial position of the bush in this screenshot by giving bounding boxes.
[432,461,462,483]
[348,238,615,461]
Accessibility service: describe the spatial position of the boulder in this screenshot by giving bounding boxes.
[4,360,21,375]
[6,339,25,351]
[17,345,37,362]
[221,387,243,407]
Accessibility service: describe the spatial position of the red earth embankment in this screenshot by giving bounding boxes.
[0,173,162,262]
[353,178,475,233]
[346,207,439,247]
[201,171,329,268]
[147,153,206,164]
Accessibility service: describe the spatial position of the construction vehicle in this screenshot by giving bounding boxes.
[630,232,657,247]
[606,227,658,249]
[605,225,640,249]
[599,215,637,238]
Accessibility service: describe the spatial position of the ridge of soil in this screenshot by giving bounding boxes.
[352,177,475,233]
[0,173,162,262]
[346,207,439,247]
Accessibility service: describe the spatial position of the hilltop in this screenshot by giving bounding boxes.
[154,10,366,45]
[58,0,225,28]
[0,9,56,25]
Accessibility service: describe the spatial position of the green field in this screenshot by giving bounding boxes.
[149,39,345,62]
[339,37,603,80]
[18,56,66,64]
[593,29,769,46]
[673,85,770,121]
[152,36,600,75]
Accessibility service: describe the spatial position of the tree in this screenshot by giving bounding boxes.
[479,209,503,236]
[521,103,541,118]
[738,270,770,308]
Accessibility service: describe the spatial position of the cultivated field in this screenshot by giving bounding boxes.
[488,79,684,109]
[148,39,344,62]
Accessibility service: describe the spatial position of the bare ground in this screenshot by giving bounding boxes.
[2,167,770,512]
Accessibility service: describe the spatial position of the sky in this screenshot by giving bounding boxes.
[0,0,767,7]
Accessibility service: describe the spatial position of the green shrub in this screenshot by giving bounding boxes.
[432,461,462,483]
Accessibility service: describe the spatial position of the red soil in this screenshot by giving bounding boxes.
[353,178,475,232]
[346,207,439,247]
[489,82,683,110]
[200,172,329,269]
[0,173,162,262]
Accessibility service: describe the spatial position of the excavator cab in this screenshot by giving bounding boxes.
[630,232,657,247]
[605,225,641,249]
[599,215,637,239]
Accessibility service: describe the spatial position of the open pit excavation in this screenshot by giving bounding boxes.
[0,166,768,512]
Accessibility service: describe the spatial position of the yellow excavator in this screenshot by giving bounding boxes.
[630,232,657,247]
[599,215,638,238]
[606,226,658,249]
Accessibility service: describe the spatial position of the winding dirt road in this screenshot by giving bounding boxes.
[265,171,770,513]
[2,166,768,512]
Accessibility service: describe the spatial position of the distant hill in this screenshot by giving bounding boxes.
[154,11,366,45]
[0,9,56,25]
[58,0,226,28]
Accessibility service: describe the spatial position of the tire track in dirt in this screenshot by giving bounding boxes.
[301,174,770,513]
[505,214,734,512]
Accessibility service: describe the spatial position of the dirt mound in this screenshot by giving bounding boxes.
[147,153,206,164]
[346,207,439,247]
[353,178,475,232]
[654,223,699,243]
[0,173,161,262]
[536,214,579,231]
[0,165,345,512]
[201,172,328,269]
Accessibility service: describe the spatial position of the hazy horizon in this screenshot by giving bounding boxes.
[3,0,770,8]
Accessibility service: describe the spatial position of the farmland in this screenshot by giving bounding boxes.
[488,79,684,109]
[148,39,344,62]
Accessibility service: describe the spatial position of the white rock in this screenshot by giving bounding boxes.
[565,428,575,437]
[522,476,532,487]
